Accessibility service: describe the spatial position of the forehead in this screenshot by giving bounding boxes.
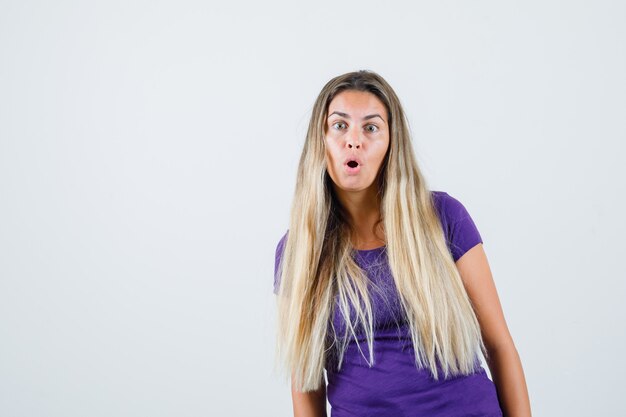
[327,90,387,117]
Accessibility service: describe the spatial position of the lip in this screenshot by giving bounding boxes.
[343,156,363,166]
[343,156,363,175]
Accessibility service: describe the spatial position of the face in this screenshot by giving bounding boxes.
[324,90,390,195]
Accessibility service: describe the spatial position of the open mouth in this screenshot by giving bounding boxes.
[347,160,359,168]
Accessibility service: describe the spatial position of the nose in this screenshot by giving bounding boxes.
[346,128,361,149]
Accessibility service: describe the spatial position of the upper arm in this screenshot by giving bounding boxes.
[455,244,515,355]
[437,191,515,354]
[291,372,327,417]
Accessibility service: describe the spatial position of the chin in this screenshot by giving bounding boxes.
[339,182,373,192]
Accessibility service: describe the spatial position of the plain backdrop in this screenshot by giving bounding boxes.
[1,1,624,416]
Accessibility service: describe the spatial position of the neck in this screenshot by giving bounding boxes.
[332,182,386,249]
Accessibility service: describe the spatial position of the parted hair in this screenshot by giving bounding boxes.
[274,70,488,392]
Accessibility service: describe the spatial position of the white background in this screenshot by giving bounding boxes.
[1,1,624,416]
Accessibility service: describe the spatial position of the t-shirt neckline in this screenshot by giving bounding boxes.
[355,245,387,253]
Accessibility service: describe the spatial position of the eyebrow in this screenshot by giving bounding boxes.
[327,111,386,123]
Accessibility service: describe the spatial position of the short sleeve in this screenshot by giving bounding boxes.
[432,191,483,262]
[273,230,289,294]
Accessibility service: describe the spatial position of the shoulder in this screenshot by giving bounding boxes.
[430,190,483,262]
[431,190,472,224]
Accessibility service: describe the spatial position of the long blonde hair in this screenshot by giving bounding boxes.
[274,70,488,392]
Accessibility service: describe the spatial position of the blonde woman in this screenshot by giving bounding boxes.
[273,70,531,417]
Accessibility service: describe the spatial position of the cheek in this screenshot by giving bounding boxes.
[323,144,334,170]
[380,138,390,158]
[374,142,389,163]
[369,148,388,174]
[324,141,340,163]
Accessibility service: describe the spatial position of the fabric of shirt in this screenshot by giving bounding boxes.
[273,190,503,417]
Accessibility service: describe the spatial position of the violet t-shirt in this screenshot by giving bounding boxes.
[273,191,502,416]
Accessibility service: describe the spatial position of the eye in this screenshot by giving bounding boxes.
[365,124,379,133]
[332,121,347,130]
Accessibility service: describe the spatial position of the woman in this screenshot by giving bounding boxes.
[273,70,531,416]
